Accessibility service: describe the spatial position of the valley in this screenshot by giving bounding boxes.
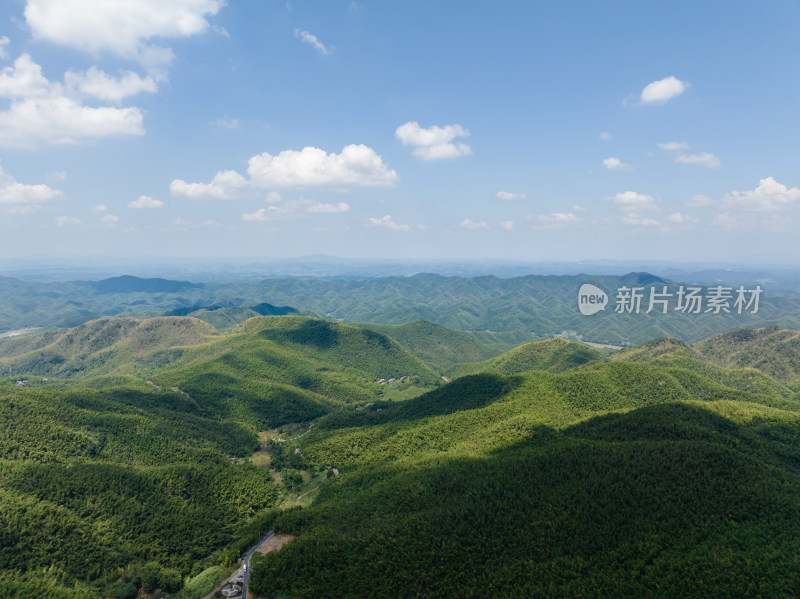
[2,312,800,596]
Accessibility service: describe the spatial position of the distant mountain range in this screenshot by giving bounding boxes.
[1,272,799,344]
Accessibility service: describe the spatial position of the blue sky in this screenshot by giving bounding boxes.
[0,0,798,263]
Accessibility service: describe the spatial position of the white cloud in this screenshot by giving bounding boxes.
[294,29,332,55]
[0,97,143,148]
[599,132,612,140]
[128,194,163,209]
[0,54,51,98]
[0,54,145,148]
[210,117,239,129]
[722,177,800,212]
[622,213,659,226]
[56,215,80,226]
[265,191,283,203]
[64,67,157,103]
[613,191,658,211]
[172,217,220,229]
[101,213,118,224]
[603,157,633,171]
[0,37,9,59]
[538,212,577,224]
[640,76,688,104]
[658,141,690,152]
[659,142,721,169]
[242,207,276,222]
[242,197,350,221]
[674,152,721,169]
[499,220,514,230]
[92,204,107,212]
[170,170,248,200]
[0,165,62,214]
[367,215,409,231]
[572,204,586,212]
[395,121,472,160]
[24,0,224,66]
[306,201,349,213]
[496,191,526,201]
[460,219,489,230]
[247,144,398,188]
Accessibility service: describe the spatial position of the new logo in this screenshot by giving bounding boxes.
[578,284,608,316]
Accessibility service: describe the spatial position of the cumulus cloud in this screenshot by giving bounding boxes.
[367,215,409,231]
[64,67,157,103]
[613,191,658,211]
[659,141,720,168]
[247,144,398,188]
[603,157,633,171]
[622,213,659,226]
[242,197,350,221]
[722,177,800,212]
[294,29,332,55]
[170,170,248,200]
[0,97,143,148]
[128,194,163,209]
[674,152,721,169]
[265,191,283,203]
[395,121,472,160]
[658,141,690,152]
[210,117,239,129]
[0,36,9,59]
[499,220,514,230]
[92,204,107,212]
[101,213,118,224]
[640,76,688,104]
[460,219,488,230]
[306,201,349,213]
[496,191,526,201]
[0,165,62,213]
[0,54,144,148]
[56,215,80,226]
[24,0,224,67]
[599,132,612,140]
[0,53,52,98]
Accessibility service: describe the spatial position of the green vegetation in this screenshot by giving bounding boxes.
[4,314,800,597]
[248,328,800,598]
[3,271,800,345]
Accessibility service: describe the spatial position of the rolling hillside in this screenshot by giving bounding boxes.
[250,338,800,597]
[4,319,800,597]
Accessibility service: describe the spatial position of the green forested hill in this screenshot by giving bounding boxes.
[3,272,800,345]
[451,337,604,377]
[357,320,518,371]
[5,317,800,598]
[248,329,800,598]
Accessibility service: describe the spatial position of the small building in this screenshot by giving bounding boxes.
[16,380,27,387]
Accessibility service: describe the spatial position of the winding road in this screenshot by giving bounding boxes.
[241,530,274,598]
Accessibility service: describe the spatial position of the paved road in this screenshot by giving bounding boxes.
[241,530,274,598]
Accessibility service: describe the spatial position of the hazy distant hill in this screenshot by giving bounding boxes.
[2,270,800,347]
[90,275,203,294]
